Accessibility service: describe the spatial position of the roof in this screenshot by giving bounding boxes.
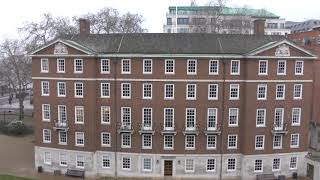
[168,6,279,18]
[58,33,285,55]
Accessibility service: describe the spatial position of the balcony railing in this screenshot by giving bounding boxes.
[204,125,221,135]
[183,124,199,135]
[53,120,69,131]
[139,123,155,135]
[117,124,134,134]
[271,123,288,135]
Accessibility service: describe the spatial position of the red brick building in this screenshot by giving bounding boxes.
[30,20,318,179]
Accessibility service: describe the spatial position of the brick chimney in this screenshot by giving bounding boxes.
[79,18,90,35]
[254,19,266,35]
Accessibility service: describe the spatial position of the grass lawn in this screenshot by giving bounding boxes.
[0,175,33,180]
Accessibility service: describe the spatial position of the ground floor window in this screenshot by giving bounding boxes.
[76,155,85,168]
[185,159,194,172]
[227,158,236,171]
[143,158,152,171]
[59,153,67,166]
[254,159,263,172]
[272,158,280,171]
[102,155,110,168]
[44,152,51,165]
[122,157,131,170]
[207,159,215,172]
[290,157,297,169]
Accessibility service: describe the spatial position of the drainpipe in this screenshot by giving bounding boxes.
[113,58,118,179]
[219,60,226,180]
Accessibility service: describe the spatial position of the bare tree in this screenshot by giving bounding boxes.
[221,7,252,34]
[79,7,146,34]
[19,13,77,52]
[0,39,32,120]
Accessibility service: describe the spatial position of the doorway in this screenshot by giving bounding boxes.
[164,160,173,176]
[307,163,314,180]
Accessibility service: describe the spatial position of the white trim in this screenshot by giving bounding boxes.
[58,131,67,145]
[121,59,131,74]
[121,133,132,149]
[164,84,175,100]
[163,134,174,150]
[227,134,238,149]
[290,133,300,148]
[256,109,266,127]
[257,84,267,100]
[142,157,153,172]
[142,134,152,149]
[42,104,50,122]
[100,59,110,74]
[44,151,52,165]
[74,82,84,98]
[41,81,50,96]
[258,60,268,75]
[186,84,197,100]
[291,108,301,126]
[42,129,51,143]
[74,58,83,74]
[59,153,68,167]
[121,83,131,99]
[185,108,196,131]
[254,159,263,173]
[295,60,304,75]
[276,84,285,100]
[101,106,111,124]
[208,84,218,100]
[272,158,281,171]
[209,60,219,75]
[228,108,239,127]
[57,82,66,97]
[247,40,317,57]
[187,59,197,75]
[230,60,240,75]
[229,84,240,100]
[206,134,217,150]
[121,156,131,171]
[76,155,85,169]
[29,39,93,55]
[227,158,237,172]
[32,77,314,83]
[74,106,84,124]
[165,59,175,75]
[101,132,111,147]
[100,82,110,98]
[56,58,65,73]
[142,83,152,99]
[293,84,303,100]
[143,59,153,74]
[75,132,85,147]
[184,159,195,173]
[40,58,49,73]
[277,60,286,75]
[255,135,265,150]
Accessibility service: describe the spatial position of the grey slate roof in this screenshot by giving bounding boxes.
[61,33,286,55]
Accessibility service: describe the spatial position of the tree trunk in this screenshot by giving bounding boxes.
[19,97,24,120]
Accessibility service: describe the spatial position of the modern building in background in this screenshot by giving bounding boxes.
[286,20,320,33]
[30,20,318,179]
[163,5,290,35]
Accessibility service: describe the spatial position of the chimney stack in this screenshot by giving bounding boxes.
[254,19,266,36]
[79,18,90,36]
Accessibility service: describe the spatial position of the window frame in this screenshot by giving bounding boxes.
[208,84,218,100]
[257,84,267,100]
[289,157,298,170]
[122,157,131,170]
[142,134,152,149]
[57,82,66,97]
[295,60,304,75]
[143,59,153,74]
[277,60,286,75]
[74,82,84,98]
[121,133,131,148]
[163,135,174,150]
[43,129,51,143]
[227,158,236,172]
[164,108,174,130]
[254,159,263,173]
[186,84,197,100]
[293,84,303,99]
[258,60,268,75]
[165,59,175,74]
[101,132,111,147]
[42,104,50,122]
[227,134,238,149]
[230,60,240,75]
[255,135,265,150]
[74,106,84,124]
[256,109,266,127]
[209,60,219,75]
[142,83,152,99]
[164,84,175,100]
[207,135,217,149]
[206,159,216,172]
[121,83,131,99]
[272,158,281,171]
[41,81,50,96]
[102,155,111,169]
[142,157,153,172]
[273,135,282,149]
[58,131,67,145]
[41,58,49,73]
[275,84,285,100]
[185,135,195,150]
[121,59,131,74]
[290,133,300,148]
[228,108,239,127]
[44,152,52,165]
[76,155,85,169]
[101,82,110,98]
[292,108,301,126]
[101,106,111,124]
[100,59,110,74]
[185,159,195,173]
[59,153,68,167]
[75,132,85,147]
[57,58,65,73]
[229,84,240,100]
[74,58,83,73]
[187,59,197,75]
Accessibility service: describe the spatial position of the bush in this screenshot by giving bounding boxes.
[0,120,33,136]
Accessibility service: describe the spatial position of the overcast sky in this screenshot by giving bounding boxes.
[0,0,319,40]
